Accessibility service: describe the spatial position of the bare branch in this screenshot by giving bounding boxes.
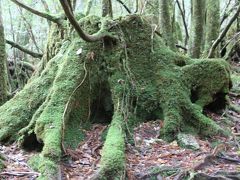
[208,3,240,58]
[16,61,35,72]
[221,2,238,25]
[115,0,131,14]
[221,0,233,25]
[220,32,240,56]
[176,0,189,46]
[59,0,115,42]
[6,40,43,58]
[176,44,187,51]
[18,8,42,53]
[10,0,62,25]
[40,0,51,26]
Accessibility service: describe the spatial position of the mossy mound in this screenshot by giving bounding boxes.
[0,154,5,171]
[0,15,231,179]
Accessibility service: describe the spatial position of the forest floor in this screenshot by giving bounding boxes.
[0,61,240,180]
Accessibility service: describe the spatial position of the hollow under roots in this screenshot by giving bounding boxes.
[0,15,231,179]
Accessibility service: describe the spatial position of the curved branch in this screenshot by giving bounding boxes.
[6,40,43,58]
[10,0,62,25]
[208,4,240,58]
[115,0,131,14]
[59,0,115,42]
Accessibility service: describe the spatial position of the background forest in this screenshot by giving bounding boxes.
[1,0,240,93]
[0,0,240,179]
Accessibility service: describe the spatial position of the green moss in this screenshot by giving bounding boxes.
[159,0,176,50]
[231,72,240,93]
[0,14,232,179]
[104,15,230,141]
[98,113,125,179]
[0,21,8,106]
[204,0,220,57]
[149,166,178,178]
[189,0,206,58]
[0,160,4,171]
[0,154,5,172]
[0,50,60,142]
[28,155,58,180]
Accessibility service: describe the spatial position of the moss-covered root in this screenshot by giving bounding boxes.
[185,103,226,136]
[0,51,61,142]
[0,153,6,171]
[160,100,226,141]
[93,112,126,180]
[30,40,89,179]
[159,59,230,141]
[184,59,230,107]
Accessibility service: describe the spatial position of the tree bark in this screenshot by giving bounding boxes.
[0,0,8,105]
[6,40,43,58]
[204,0,220,57]
[102,0,113,18]
[188,0,206,58]
[10,0,62,25]
[208,2,240,58]
[159,0,176,50]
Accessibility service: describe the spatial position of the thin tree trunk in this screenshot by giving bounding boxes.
[188,0,206,58]
[0,0,8,105]
[102,0,113,18]
[176,0,189,46]
[40,0,51,26]
[73,0,77,10]
[85,0,94,16]
[208,2,240,58]
[159,0,176,50]
[204,0,220,57]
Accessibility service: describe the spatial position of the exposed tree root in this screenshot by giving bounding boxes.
[92,113,126,179]
[0,15,232,179]
[0,153,6,171]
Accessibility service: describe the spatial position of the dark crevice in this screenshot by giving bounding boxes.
[204,92,227,112]
[90,83,113,124]
[191,88,226,112]
[190,89,198,103]
[22,133,43,152]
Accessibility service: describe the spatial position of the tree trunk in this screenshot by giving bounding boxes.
[102,0,113,17]
[204,0,220,57]
[189,0,206,58]
[159,0,176,50]
[0,15,231,179]
[0,0,8,106]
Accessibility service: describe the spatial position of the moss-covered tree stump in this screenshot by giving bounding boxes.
[0,15,231,179]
